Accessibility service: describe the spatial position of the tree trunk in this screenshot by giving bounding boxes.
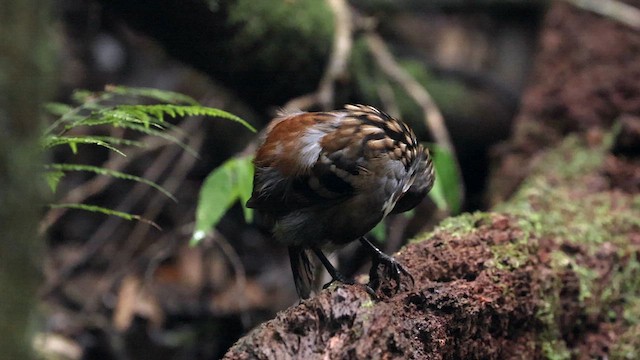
[0,0,54,358]
[223,3,640,359]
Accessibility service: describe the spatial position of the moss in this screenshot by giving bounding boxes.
[496,134,640,358]
[541,340,572,360]
[611,324,640,360]
[360,299,375,309]
[548,251,598,303]
[418,133,640,358]
[228,0,333,72]
[488,239,533,271]
[421,212,490,241]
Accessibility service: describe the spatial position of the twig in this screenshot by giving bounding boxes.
[210,231,248,309]
[105,121,205,285]
[375,77,401,119]
[365,31,465,207]
[562,0,640,30]
[283,0,353,112]
[41,119,200,298]
[364,32,454,154]
[79,120,203,314]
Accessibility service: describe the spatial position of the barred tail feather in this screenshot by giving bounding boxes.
[288,246,315,299]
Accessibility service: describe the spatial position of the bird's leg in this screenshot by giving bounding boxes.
[360,237,414,292]
[312,247,353,288]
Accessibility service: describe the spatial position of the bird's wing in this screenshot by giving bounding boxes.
[247,111,359,213]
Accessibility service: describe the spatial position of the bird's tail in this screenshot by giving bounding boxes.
[288,246,315,299]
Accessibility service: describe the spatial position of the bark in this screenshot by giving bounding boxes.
[0,0,54,358]
[222,3,640,359]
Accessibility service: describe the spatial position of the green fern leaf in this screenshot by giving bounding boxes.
[113,104,256,132]
[67,116,165,131]
[44,102,74,117]
[43,136,126,157]
[44,170,66,192]
[85,136,145,148]
[71,89,96,104]
[46,163,176,201]
[120,123,198,157]
[105,85,199,105]
[49,203,160,229]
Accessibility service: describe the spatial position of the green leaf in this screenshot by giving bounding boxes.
[43,136,126,157]
[46,163,176,201]
[114,104,257,132]
[191,156,255,245]
[84,136,145,148]
[71,89,95,104]
[429,144,463,214]
[236,156,255,223]
[120,123,199,157]
[105,85,199,105]
[49,203,160,229]
[44,170,65,192]
[44,102,74,117]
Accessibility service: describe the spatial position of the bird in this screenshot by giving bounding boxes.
[246,104,435,299]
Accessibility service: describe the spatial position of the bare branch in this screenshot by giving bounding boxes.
[283,0,354,112]
[364,32,454,155]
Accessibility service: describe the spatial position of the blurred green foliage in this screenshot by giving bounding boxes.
[429,144,463,214]
[227,0,334,70]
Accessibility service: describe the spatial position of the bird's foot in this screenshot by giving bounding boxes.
[368,251,414,291]
[360,237,414,294]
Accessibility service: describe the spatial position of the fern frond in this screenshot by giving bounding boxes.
[71,89,102,104]
[85,136,146,148]
[49,203,161,230]
[63,119,196,157]
[105,85,199,105]
[66,116,166,131]
[43,136,126,156]
[117,123,199,157]
[44,170,66,192]
[44,102,75,117]
[114,104,257,132]
[46,163,177,202]
[95,108,166,129]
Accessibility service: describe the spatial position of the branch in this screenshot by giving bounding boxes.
[283,0,354,112]
[364,33,453,154]
[364,32,464,204]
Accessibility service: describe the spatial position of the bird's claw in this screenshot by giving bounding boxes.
[369,252,414,293]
